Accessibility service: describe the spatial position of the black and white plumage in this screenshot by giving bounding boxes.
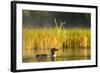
[35,48,58,61]
[51,48,58,61]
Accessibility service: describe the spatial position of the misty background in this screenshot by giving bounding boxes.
[22,10,91,28]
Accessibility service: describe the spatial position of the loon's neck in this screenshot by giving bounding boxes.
[52,53,56,57]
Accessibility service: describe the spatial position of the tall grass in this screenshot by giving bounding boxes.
[22,27,90,58]
[22,19,90,60]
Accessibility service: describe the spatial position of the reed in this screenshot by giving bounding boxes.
[22,27,90,58]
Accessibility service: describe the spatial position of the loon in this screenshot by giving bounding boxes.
[35,48,58,61]
[51,48,58,61]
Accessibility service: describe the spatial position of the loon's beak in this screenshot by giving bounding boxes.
[55,49,58,51]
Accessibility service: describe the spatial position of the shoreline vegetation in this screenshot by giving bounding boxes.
[22,27,91,62]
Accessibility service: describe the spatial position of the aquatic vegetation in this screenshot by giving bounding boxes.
[22,27,90,59]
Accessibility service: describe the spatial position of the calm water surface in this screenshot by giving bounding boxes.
[23,48,91,63]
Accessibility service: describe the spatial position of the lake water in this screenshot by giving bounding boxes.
[23,48,90,63]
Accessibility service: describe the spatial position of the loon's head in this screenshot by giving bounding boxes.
[51,48,58,52]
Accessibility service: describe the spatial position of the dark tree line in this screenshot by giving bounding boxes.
[22,10,91,28]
